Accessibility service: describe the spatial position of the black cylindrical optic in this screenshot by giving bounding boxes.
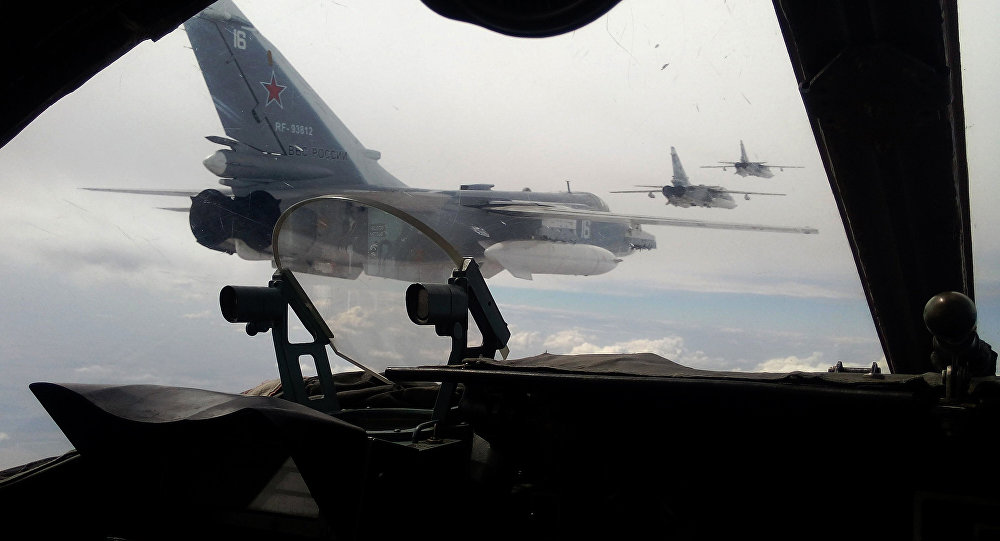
[220,285,285,323]
[406,283,467,325]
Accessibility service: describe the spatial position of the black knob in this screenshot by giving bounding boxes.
[923,291,977,345]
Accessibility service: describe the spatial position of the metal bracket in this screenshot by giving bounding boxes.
[828,360,883,379]
[220,270,340,413]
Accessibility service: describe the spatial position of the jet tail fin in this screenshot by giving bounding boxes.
[184,1,405,189]
[669,146,690,187]
[739,140,749,163]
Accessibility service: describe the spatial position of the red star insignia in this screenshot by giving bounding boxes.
[260,71,287,108]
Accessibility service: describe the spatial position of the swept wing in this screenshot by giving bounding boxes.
[478,200,817,234]
[701,162,743,168]
[701,162,804,169]
[611,186,785,197]
[82,187,220,197]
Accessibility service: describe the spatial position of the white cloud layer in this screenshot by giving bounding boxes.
[753,352,828,373]
[511,328,733,370]
[508,327,887,375]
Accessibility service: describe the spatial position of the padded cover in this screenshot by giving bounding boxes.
[30,382,367,535]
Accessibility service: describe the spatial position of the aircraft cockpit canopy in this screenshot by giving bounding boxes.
[1,0,998,471]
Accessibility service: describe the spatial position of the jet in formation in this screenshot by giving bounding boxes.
[89,0,817,282]
[701,140,803,179]
[610,146,785,209]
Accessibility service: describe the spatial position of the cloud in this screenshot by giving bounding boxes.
[74,364,113,375]
[316,300,458,371]
[506,328,542,350]
[299,359,318,377]
[510,327,728,368]
[505,325,885,375]
[329,305,378,331]
[72,364,159,384]
[751,353,889,374]
[564,336,686,359]
[541,329,596,352]
[753,352,828,373]
[366,349,406,362]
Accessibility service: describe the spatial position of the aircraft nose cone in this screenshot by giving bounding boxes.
[203,150,228,176]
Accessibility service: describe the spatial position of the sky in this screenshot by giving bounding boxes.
[0,0,997,469]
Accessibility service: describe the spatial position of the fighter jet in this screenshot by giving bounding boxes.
[89,0,815,282]
[701,140,803,179]
[610,146,785,208]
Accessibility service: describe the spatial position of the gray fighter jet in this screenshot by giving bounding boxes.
[90,0,816,282]
[611,146,785,208]
[701,140,804,179]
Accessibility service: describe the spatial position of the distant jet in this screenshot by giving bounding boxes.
[611,147,785,209]
[701,140,803,179]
